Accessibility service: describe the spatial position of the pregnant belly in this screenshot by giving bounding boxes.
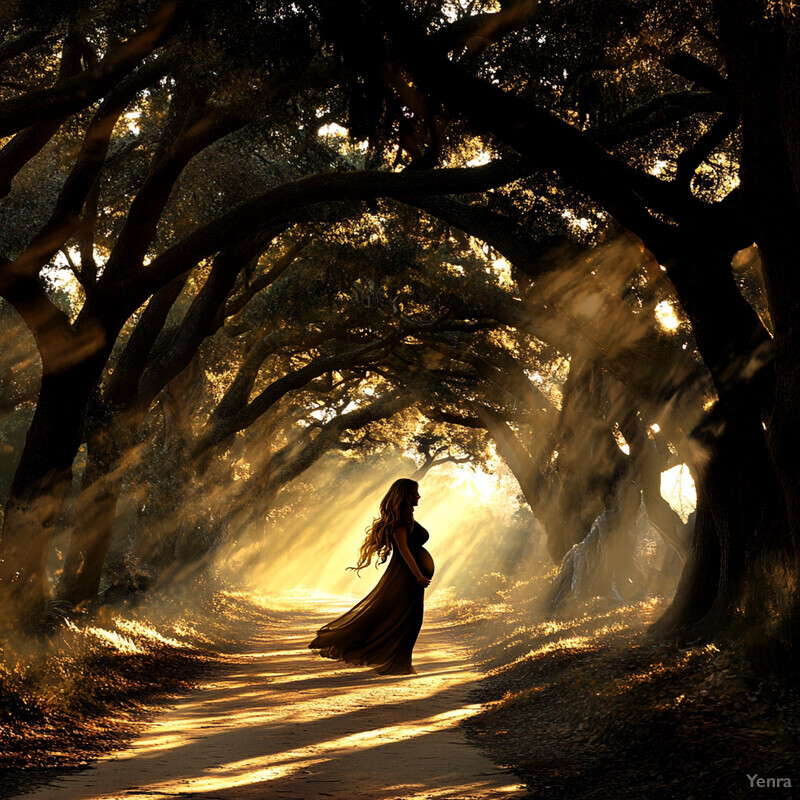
[416,547,435,579]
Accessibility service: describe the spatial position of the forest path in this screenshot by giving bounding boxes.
[21,596,527,800]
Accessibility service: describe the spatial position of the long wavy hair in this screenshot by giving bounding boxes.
[349,478,418,574]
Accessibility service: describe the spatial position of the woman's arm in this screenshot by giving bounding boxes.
[394,527,431,588]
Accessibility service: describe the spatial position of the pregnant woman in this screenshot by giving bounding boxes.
[308,478,434,675]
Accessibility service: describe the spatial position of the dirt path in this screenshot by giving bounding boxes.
[19,597,527,800]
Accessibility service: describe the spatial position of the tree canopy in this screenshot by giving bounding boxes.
[0,0,798,661]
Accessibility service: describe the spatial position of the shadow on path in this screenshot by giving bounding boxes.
[17,596,528,800]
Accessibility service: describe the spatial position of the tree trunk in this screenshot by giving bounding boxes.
[649,484,719,638]
[553,359,628,559]
[473,405,564,559]
[549,479,642,610]
[0,352,107,628]
[714,1,800,586]
[616,403,688,560]
[58,410,134,607]
[651,232,788,636]
[648,371,786,638]
[649,397,782,639]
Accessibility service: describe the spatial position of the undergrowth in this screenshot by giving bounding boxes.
[459,578,800,800]
[0,581,273,798]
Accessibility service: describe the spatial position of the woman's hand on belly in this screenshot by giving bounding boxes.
[416,547,435,580]
[395,527,431,586]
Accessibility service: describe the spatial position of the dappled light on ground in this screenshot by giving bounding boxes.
[465,595,800,799]
[22,595,526,800]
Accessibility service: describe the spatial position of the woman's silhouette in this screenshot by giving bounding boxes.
[308,478,434,675]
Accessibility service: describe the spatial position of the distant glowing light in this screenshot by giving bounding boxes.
[612,428,630,455]
[492,256,513,285]
[654,300,681,331]
[561,209,595,233]
[123,110,140,134]
[526,370,543,385]
[466,151,492,167]
[651,159,669,177]
[318,122,348,137]
[661,464,696,522]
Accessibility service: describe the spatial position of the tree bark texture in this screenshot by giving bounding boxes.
[0,349,109,627]
[715,2,800,588]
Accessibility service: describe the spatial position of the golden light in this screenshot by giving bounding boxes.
[612,427,630,455]
[217,457,524,599]
[660,464,696,522]
[561,209,596,233]
[44,599,526,800]
[654,300,681,331]
[123,110,141,134]
[84,626,144,655]
[114,618,186,648]
[317,122,348,137]
[650,159,669,177]
[492,256,513,285]
[466,151,492,167]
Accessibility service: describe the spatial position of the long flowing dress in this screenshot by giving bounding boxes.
[308,521,434,675]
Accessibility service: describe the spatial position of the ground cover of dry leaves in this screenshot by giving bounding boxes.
[458,587,799,800]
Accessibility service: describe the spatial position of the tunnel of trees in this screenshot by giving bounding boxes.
[0,0,797,662]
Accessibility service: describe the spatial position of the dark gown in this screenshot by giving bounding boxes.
[308,521,434,675]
